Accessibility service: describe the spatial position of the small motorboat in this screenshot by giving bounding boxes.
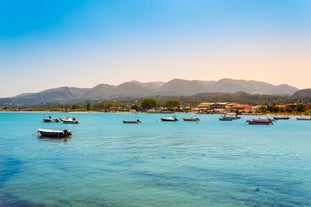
[273,116,290,120]
[219,116,235,121]
[43,116,60,123]
[182,117,200,122]
[219,113,241,121]
[246,117,273,125]
[161,116,178,122]
[37,129,72,138]
[296,116,311,120]
[62,117,80,124]
[123,119,141,124]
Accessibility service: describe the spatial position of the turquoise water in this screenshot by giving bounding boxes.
[0,112,310,207]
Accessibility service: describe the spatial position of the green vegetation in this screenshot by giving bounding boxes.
[1,92,311,115]
[141,98,158,110]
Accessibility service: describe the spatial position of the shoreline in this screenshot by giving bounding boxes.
[0,110,309,117]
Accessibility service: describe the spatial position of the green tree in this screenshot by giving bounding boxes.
[141,98,158,110]
[285,106,293,113]
[93,102,105,111]
[296,104,306,113]
[86,103,91,111]
[130,104,140,111]
[165,100,180,110]
[71,104,81,110]
[259,105,267,113]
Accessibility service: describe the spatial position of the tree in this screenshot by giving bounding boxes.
[259,105,267,113]
[296,104,306,113]
[93,102,105,111]
[165,100,180,110]
[86,103,91,111]
[71,104,81,110]
[130,104,140,111]
[141,98,158,110]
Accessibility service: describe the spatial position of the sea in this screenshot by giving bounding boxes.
[0,112,310,207]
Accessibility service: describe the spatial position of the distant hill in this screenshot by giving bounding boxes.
[291,89,311,97]
[0,78,301,107]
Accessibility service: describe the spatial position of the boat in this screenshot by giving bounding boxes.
[37,129,72,138]
[182,117,200,122]
[296,116,311,120]
[219,116,234,121]
[246,117,273,125]
[62,117,80,124]
[219,113,241,121]
[123,119,141,124]
[43,116,60,123]
[59,117,69,121]
[273,116,290,120]
[161,116,178,122]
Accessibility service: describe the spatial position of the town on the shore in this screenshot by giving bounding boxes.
[2,98,311,115]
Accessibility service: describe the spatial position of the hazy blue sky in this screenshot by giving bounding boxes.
[0,0,310,97]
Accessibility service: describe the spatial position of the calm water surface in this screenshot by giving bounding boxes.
[0,112,310,206]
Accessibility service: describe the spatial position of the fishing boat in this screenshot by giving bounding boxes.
[161,116,178,122]
[246,117,273,125]
[37,129,72,138]
[182,117,200,122]
[123,119,141,124]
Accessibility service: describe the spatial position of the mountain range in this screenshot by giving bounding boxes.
[0,78,303,107]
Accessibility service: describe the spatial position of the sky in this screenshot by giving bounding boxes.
[0,0,310,98]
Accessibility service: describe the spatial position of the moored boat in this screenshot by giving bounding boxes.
[296,116,311,120]
[123,119,141,124]
[183,117,200,122]
[37,129,72,138]
[62,117,80,124]
[246,117,273,125]
[219,116,234,121]
[43,116,60,123]
[273,116,290,120]
[219,113,240,121]
[161,116,178,122]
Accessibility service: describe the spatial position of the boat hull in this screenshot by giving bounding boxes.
[43,118,59,123]
[161,118,178,122]
[219,117,234,121]
[123,120,141,124]
[273,116,290,120]
[247,121,272,125]
[296,117,311,120]
[37,129,72,138]
[183,118,199,122]
[63,119,80,124]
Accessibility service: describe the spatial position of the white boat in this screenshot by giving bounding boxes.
[43,116,60,123]
[296,116,311,120]
[219,113,240,121]
[62,117,80,124]
[161,116,178,122]
[37,129,72,138]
